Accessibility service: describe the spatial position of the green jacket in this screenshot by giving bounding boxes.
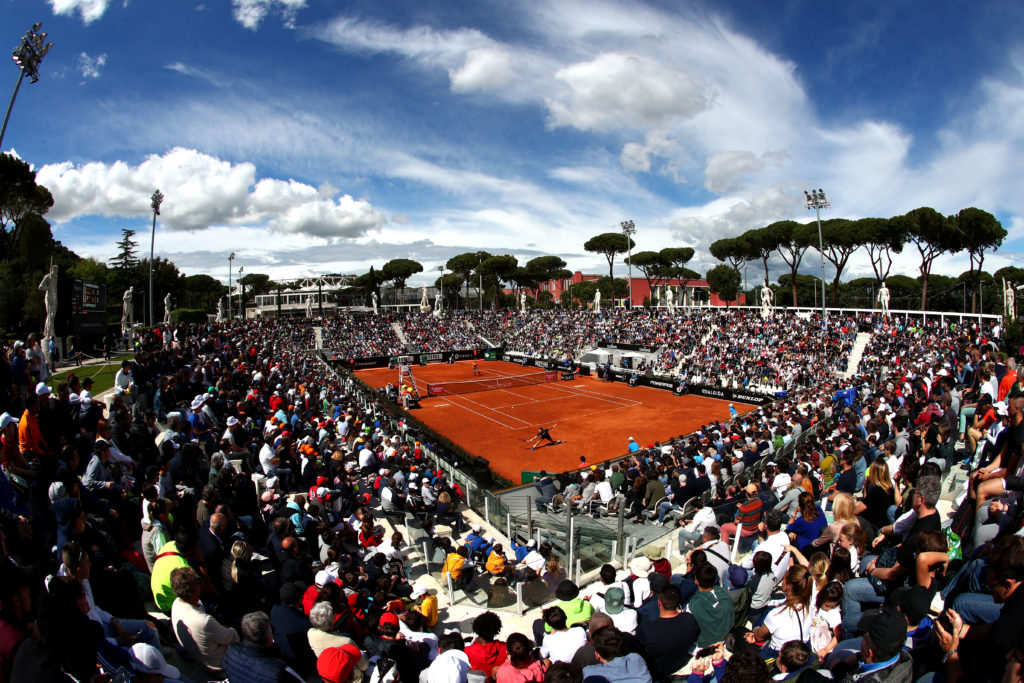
[688,586,734,647]
[151,541,190,611]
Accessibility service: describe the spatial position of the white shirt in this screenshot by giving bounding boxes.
[523,550,546,572]
[595,480,614,503]
[604,607,638,634]
[763,604,813,651]
[426,648,469,683]
[742,531,791,585]
[258,442,276,474]
[541,626,587,663]
[683,507,716,535]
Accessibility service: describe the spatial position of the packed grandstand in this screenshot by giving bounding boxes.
[0,308,1020,683]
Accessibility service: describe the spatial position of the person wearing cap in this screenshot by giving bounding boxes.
[545,581,593,635]
[362,611,427,683]
[318,642,368,683]
[599,587,638,635]
[829,606,913,683]
[130,641,186,682]
[627,436,640,453]
[466,524,493,558]
[221,610,303,683]
[410,583,439,628]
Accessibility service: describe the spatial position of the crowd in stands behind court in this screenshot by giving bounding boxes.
[0,309,1022,683]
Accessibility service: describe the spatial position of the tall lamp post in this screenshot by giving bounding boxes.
[804,188,830,319]
[476,251,486,310]
[148,189,163,328]
[228,252,235,320]
[238,267,244,319]
[0,23,53,151]
[620,220,636,309]
[436,265,444,310]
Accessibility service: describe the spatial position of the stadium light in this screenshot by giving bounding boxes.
[228,252,235,320]
[148,189,163,327]
[0,23,53,151]
[476,251,486,311]
[436,265,444,310]
[804,188,830,319]
[621,220,636,309]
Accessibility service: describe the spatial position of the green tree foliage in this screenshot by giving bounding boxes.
[708,235,750,273]
[447,252,486,309]
[182,274,227,311]
[109,228,140,271]
[816,218,864,305]
[896,207,959,311]
[381,259,424,296]
[68,257,110,284]
[706,265,741,307]
[763,220,815,308]
[625,250,669,296]
[477,255,517,309]
[172,308,209,324]
[433,272,464,310]
[858,217,905,286]
[950,208,1005,313]
[584,232,634,282]
[0,153,53,258]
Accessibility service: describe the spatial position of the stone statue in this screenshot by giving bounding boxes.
[760,281,774,318]
[520,292,527,313]
[419,287,431,313]
[665,286,675,314]
[433,290,442,317]
[593,289,601,313]
[371,292,379,314]
[39,264,58,339]
[38,264,58,370]
[163,293,174,325]
[306,296,313,318]
[216,298,225,322]
[121,286,134,335]
[1005,278,1016,322]
[877,281,891,318]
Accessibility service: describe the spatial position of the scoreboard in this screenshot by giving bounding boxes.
[56,278,107,336]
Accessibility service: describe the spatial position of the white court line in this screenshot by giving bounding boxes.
[444,393,533,429]
[542,381,643,407]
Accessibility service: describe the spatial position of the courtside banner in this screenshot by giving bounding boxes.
[429,384,446,395]
[599,342,659,353]
[609,371,775,406]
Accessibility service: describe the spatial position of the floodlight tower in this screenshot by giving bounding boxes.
[804,188,830,319]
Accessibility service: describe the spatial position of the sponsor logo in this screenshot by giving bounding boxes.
[502,355,512,362]
[650,380,674,389]
[428,385,446,395]
[701,389,726,397]
[545,371,557,381]
[420,353,444,362]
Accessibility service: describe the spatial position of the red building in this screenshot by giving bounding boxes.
[533,271,746,307]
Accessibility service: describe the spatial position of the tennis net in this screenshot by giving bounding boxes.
[426,370,558,397]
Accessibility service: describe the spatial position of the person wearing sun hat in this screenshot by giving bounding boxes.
[318,642,368,683]
[130,641,185,682]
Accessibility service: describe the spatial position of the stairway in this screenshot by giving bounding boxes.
[391,321,408,345]
[841,332,872,378]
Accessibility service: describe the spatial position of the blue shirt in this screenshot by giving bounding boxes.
[628,441,640,453]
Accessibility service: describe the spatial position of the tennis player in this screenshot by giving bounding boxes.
[473,359,481,376]
[530,425,563,451]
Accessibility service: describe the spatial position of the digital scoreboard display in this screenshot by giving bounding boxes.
[58,278,107,336]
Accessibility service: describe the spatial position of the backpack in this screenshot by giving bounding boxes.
[728,585,752,627]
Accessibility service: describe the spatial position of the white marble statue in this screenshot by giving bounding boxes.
[39,264,58,340]
[760,281,774,318]
[163,293,174,325]
[371,292,379,314]
[665,286,675,314]
[433,290,442,317]
[877,281,891,318]
[1005,278,1016,322]
[121,286,134,335]
[216,298,225,322]
[306,296,313,318]
[593,288,601,313]
[419,287,431,313]
[520,291,527,313]
[38,264,58,369]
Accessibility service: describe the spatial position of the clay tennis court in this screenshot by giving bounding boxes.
[356,360,754,484]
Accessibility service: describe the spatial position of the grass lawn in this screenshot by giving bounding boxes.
[47,353,135,396]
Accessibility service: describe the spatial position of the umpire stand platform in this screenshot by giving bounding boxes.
[398,364,422,408]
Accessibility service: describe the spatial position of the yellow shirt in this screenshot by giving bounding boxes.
[442,552,466,579]
[485,551,507,575]
[416,594,438,627]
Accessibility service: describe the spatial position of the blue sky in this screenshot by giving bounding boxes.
[3,0,1023,287]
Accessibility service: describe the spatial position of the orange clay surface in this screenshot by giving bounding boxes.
[355,360,754,484]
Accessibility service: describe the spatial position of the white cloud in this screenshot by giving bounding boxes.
[232,0,307,30]
[547,52,709,132]
[47,0,111,23]
[36,148,386,239]
[704,151,765,193]
[450,47,517,92]
[313,17,493,67]
[77,52,107,81]
[621,130,679,174]
[668,187,803,246]
[391,214,410,224]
